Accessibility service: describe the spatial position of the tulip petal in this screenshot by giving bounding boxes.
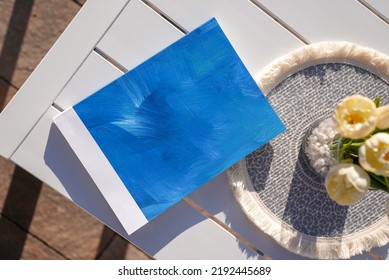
[377,105,389,129]
[333,95,377,139]
[359,132,389,177]
[325,163,369,206]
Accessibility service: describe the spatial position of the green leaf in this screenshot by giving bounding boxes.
[368,172,389,193]
[370,180,388,192]
[374,96,381,108]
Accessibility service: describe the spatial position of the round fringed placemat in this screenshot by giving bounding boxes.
[227,42,389,259]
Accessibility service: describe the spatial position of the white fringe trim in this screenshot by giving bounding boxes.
[227,41,389,259]
[256,41,389,95]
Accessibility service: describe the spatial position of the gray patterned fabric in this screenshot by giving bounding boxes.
[246,63,389,238]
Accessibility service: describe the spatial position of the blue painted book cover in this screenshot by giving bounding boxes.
[54,18,285,235]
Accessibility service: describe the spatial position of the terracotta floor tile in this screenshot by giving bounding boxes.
[0,0,80,88]
[0,157,15,209]
[0,166,42,229]
[21,233,66,260]
[28,183,114,259]
[98,235,153,260]
[74,0,86,6]
[0,78,17,110]
[0,215,64,260]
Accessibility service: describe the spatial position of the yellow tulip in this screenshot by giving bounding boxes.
[325,163,370,206]
[333,95,377,139]
[359,132,389,177]
[376,105,389,129]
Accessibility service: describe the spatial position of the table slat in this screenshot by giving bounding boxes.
[54,52,123,110]
[130,0,303,76]
[188,173,308,259]
[364,0,389,21]
[96,0,183,71]
[11,108,70,198]
[0,0,130,159]
[131,200,261,259]
[255,0,389,54]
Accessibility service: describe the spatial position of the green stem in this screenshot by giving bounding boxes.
[338,141,352,152]
[350,142,363,147]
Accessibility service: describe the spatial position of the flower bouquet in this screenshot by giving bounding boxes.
[325,95,389,217]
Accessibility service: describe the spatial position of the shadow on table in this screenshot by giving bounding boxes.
[281,139,388,260]
[281,145,348,258]
[223,144,275,259]
[186,144,276,259]
[44,123,208,258]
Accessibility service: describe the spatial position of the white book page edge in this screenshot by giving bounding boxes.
[53,107,148,235]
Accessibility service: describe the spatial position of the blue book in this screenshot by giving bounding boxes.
[54,18,285,235]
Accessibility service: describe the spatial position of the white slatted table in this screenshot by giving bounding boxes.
[0,0,388,259]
